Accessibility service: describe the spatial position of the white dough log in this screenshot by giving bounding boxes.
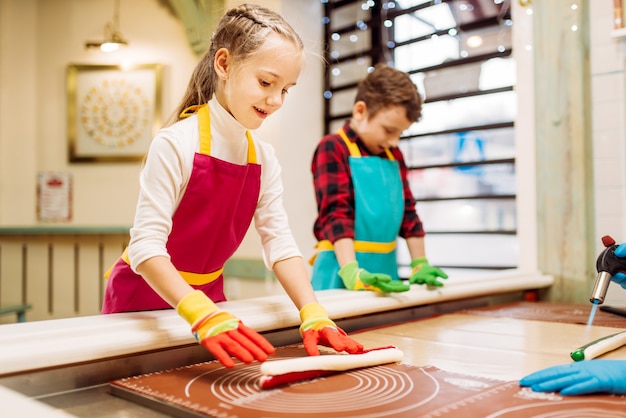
[571,330,626,361]
[260,348,404,376]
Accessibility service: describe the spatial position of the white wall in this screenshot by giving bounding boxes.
[0,0,321,262]
[0,0,39,224]
[512,0,538,274]
[0,0,197,227]
[275,0,323,260]
[2,0,626,303]
[591,1,626,305]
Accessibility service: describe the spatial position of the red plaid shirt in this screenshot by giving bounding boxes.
[311,121,425,243]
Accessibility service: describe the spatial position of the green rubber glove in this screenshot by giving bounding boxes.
[339,261,410,292]
[410,257,448,286]
[177,290,275,368]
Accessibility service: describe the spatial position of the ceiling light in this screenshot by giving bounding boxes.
[466,35,483,48]
[85,0,128,52]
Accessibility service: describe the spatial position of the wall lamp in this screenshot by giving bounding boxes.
[85,0,128,52]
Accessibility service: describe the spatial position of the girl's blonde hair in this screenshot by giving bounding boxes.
[167,3,303,126]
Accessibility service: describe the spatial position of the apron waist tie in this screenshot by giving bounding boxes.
[104,247,224,285]
[308,239,396,265]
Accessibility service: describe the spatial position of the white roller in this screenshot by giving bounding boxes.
[260,348,404,376]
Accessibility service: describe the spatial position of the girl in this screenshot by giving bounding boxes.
[102,4,362,368]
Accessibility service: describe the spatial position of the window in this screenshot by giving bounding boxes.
[323,0,516,275]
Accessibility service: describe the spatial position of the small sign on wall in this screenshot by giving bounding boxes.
[37,172,72,222]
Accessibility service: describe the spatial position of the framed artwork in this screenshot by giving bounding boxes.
[66,63,162,163]
[615,0,625,30]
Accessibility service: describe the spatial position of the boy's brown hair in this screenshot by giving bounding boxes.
[354,64,422,123]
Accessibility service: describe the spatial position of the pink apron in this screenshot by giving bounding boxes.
[102,105,261,313]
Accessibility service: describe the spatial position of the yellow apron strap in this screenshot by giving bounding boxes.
[246,131,257,164]
[316,239,396,253]
[198,105,212,155]
[104,246,224,285]
[179,268,224,286]
[337,129,361,157]
[181,104,256,162]
[104,247,130,278]
[310,239,397,265]
[337,128,395,161]
[180,104,203,119]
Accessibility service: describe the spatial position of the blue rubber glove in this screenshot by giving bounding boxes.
[519,360,626,395]
[613,243,626,289]
[339,261,410,293]
[409,257,448,287]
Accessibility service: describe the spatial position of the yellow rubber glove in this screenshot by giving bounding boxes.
[177,290,275,367]
[339,261,410,292]
[299,302,363,356]
[409,257,448,287]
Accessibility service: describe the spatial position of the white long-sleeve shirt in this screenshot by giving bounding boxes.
[127,96,302,273]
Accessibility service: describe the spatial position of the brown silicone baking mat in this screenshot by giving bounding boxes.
[461,301,626,328]
[110,345,625,418]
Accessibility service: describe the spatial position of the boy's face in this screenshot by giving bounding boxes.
[350,102,412,155]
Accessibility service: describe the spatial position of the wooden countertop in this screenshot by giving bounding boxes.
[0,269,553,416]
[352,312,626,382]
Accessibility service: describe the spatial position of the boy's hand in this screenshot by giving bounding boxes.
[339,261,410,292]
[177,290,275,368]
[299,303,363,356]
[409,257,448,287]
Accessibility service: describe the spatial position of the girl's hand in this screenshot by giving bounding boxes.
[177,290,275,367]
[299,303,363,356]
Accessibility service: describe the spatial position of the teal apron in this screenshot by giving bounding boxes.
[311,128,404,290]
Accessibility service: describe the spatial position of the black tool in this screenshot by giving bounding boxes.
[590,235,626,305]
[600,305,626,319]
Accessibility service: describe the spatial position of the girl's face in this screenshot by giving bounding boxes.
[215,33,303,130]
[350,102,412,155]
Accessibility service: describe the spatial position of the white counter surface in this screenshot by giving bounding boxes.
[0,269,552,416]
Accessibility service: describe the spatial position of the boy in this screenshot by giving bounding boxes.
[310,64,447,292]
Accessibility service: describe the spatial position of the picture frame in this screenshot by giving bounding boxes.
[615,0,625,30]
[66,63,162,163]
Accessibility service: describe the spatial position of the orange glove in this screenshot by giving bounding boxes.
[299,302,363,356]
[177,290,275,368]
